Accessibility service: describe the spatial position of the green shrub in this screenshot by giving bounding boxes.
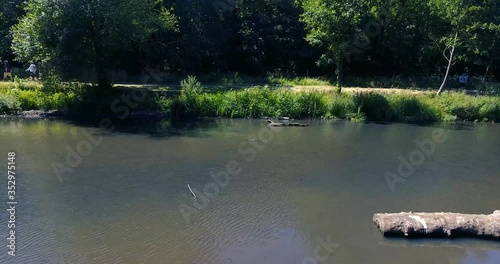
[172,76,205,119]
[356,92,394,121]
[0,94,21,114]
[16,90,42,110]
[15,77,41,91]
[478,99,500,122]
[437,92,484,121]
[41,73,63,93]
[415,96,441,122]
[328,93,356,119]
[346,107,367,122]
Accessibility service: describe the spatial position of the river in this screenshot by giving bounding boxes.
[0,118,499,264]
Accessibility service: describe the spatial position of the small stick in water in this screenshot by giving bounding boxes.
[187,183,196,198]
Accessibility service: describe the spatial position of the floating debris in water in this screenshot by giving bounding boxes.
[187,183,196,198]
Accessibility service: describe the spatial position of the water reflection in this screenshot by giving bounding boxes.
[462,250,500,264]
[0,119,498,264]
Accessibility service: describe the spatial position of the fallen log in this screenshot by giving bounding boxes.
[266,120,309,127]
[373,210,500,240]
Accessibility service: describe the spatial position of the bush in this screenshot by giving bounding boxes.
[41,73,63,93]
[356,92,394,121]
[16,90,42,110]
[478,99,500,122]
[328,93,356,119]
[0,94,21,114]
[15,77,41,91]
[172,76,205,119]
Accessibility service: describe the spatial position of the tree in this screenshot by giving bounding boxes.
[428,0,474,95]
[357,0,437,76]
[299,0,365,92]
[11,0,178,88]
[463,0,500,90]
[236,0,308,75]
[0,0,25,61]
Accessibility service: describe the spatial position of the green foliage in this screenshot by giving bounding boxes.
[328,93,356,119]
[0,0,25,60]
[434,91,500,121]
[346,107,366,122]
[11,0,179,87]
[1,78,499,123]
[169,87,500,122]
[3,0,499,86]
[0,79,41,92]
[0,93,21,114]
[299,0,365,88]
[15,89,41,109]
[172,76,204,119]
[15,78,41,91]
[41,73,62,93]
[355,92,394,121]
[268,76,332,86]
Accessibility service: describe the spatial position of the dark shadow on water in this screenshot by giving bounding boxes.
[367,120,480,131]
[61,118,226,139]
[406,121,478,131]
[380,236,500,250]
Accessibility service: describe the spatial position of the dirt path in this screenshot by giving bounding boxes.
[288,86,432,94]
[114,83,434,94]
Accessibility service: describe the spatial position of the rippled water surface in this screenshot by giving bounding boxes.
[0,118,499,264]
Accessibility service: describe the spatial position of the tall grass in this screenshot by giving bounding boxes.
[169,77,500,122]
[0,79,42,92]
[1,76,498,123]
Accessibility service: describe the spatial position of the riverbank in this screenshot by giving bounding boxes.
[169,87,499,122]
[0,79,499,123]
[0,110,171,120]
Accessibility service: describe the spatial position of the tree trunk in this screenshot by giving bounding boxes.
[374,210,500,240]
[90,22,112,91]
[479,56,494,95]
[483,34,498,84]
[336,55,343,94]
[94,39,111,90]
[437,32,458,95]
[479,34,497,95]
[95,59,111,90]
[482,56,494,85]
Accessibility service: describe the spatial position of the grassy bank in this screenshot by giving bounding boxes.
[0,79,166,116]
[1,78,499,123]
[169,77,500,122]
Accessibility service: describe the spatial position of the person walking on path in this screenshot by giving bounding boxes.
[458,67,469,89]
[26,62,38,81]
[3,60,13,81]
